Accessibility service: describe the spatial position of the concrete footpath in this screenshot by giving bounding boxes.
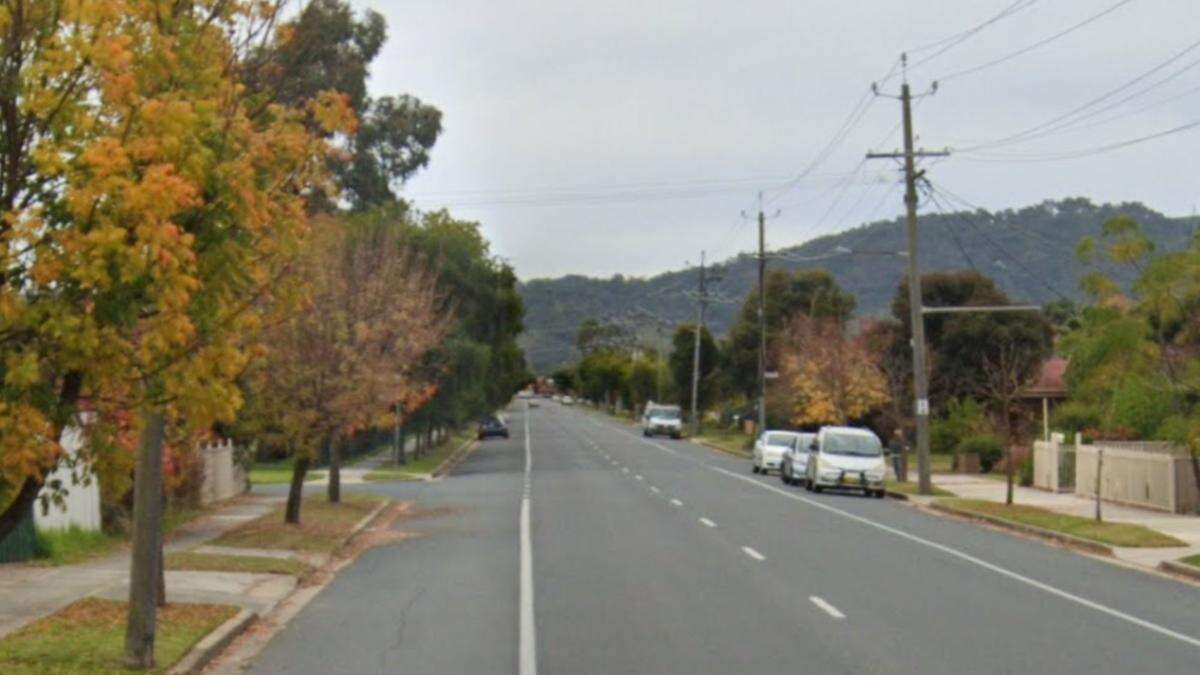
[0,495,292,638]
[917,473,1200,570]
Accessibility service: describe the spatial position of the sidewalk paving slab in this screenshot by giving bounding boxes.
[0,494,283,639]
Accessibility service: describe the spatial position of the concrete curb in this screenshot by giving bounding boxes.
[169,608,256,675]
[927,501,1115,556]
[339,498,391,550]
[1158,559,1200,582]
[885,490,910,501]
[432,437,479,478]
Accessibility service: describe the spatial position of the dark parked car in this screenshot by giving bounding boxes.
[478,415,510,440]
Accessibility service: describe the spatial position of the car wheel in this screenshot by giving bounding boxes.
[780,467,789,485]
[875,490,886,499]
[752,465,760,474]
[643,429,650,437]
[812,483,823,493]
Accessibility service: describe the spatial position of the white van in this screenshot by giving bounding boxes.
[642,403,683,439]
[804,426,886,498]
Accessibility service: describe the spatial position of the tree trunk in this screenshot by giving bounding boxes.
[327,434,341,504]
[397,426,407,466]
[125,410,167,669]
[285,455,310,524]
[1003,411,1015,506]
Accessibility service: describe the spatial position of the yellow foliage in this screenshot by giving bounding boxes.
[778,317,890,427]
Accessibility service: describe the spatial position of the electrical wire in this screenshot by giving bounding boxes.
[936,0,1137,83]
[960,116,1200,162]
[962,35,1200,151]
[906,0,1040,72]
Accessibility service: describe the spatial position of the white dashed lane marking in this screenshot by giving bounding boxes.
[670,498,683,507]
[699,517,716,528]
[810,596,846,620]
[741,546,766,561]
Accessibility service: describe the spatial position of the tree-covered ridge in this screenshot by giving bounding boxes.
[519,198,1198,373]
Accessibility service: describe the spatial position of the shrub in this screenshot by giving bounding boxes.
[1050,401,1100,438]
[1019,453,1034,487]
[932,398,991,454]
[956,435,1004,473]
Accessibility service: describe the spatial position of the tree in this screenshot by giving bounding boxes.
[243,215,445,521]
[246,0,442,210]
[668,324,718,413]
[725,270,856,397]
[624,357,659,412]
[1064,215,1200,490]
[979,328,1052,504]
[577,351,628,409]
[551,368,577,393]
[777,317,889,427]
[891,271,1051,406]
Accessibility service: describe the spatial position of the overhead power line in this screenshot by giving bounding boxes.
[960,116,1200,162]
[936,0,1137,82]
[964,35,1200,151]
[905,0,1040,72]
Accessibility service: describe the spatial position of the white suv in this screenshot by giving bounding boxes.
[642,404,683,439]
[805,426,886,498]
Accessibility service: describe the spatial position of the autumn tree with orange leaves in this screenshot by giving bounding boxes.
[240,215,447,524]
[777,316,890,428]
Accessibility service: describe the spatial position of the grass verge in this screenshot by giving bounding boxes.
[934,498,1187,548]
[372,428,474,476]
[249,460,326,485]
[210,493,385,553]
[362,469,422,482]
[32,526,124,567]
[165,551,312,577]
[885,480,956,497]
[0,597,236,674]
[1180,553,1200,569]
[694,429,752,458]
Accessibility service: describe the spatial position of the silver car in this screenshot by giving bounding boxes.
[780,432,816,486]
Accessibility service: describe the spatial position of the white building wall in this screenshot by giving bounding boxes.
[34,425,102,532]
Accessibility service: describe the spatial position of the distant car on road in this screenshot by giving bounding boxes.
[752,430,801,474]
[641,403,683,439]
[805,426,886,497]
[478,415,510,440]
[780,432,816,486]
[561,395,575,405]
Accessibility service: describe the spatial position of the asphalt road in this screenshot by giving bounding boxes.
[246,401,1200,674]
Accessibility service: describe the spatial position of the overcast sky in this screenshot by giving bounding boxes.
[356,0,1200,280]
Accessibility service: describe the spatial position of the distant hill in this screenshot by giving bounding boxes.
[518,198,1198,374]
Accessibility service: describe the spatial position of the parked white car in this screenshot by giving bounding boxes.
[780,432,816,486]
[752,430,802,475]
[642,403,683,439]
[561,395,575,405]
[805,426,886,498]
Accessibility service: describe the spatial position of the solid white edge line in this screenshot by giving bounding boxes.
[810,596,846,620]
[709,465,1200,650]
[742,546,766,561]
[699,517,716,528]
[520,405,537,675]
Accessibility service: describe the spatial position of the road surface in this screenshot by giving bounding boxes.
[246,401,1200,674]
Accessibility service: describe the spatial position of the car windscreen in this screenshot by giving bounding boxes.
[649,408,681,420]
[764,433,796,447]
[822,433,882,457]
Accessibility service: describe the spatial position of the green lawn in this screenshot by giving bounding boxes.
[362,469,422,482]
[249,460,325,485]
[33,526,124,566]
[935,498,1187,548]
[885,480,956,497]
[211,493,385,553]
[0,597,236,673]
[1180,553,1200,569]
[694,429,753,458]
[369,428,475,476]
[165,551,312,577]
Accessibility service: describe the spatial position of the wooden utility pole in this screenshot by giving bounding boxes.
[690,251,707,437]
[867,54,949,496]
[757,193,768,435]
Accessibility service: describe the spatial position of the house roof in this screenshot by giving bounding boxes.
[1021,356,1068,399]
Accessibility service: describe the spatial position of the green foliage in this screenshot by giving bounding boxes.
[1050,401,1101,437]
[1019,454,1035,487]
[550,368,577,393]
[931,398,992,455]
[34,526,121,567]
[956,435,1004,473]
[577,351,629,408]
[624,358,660,412]
[893,271,1053,406]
